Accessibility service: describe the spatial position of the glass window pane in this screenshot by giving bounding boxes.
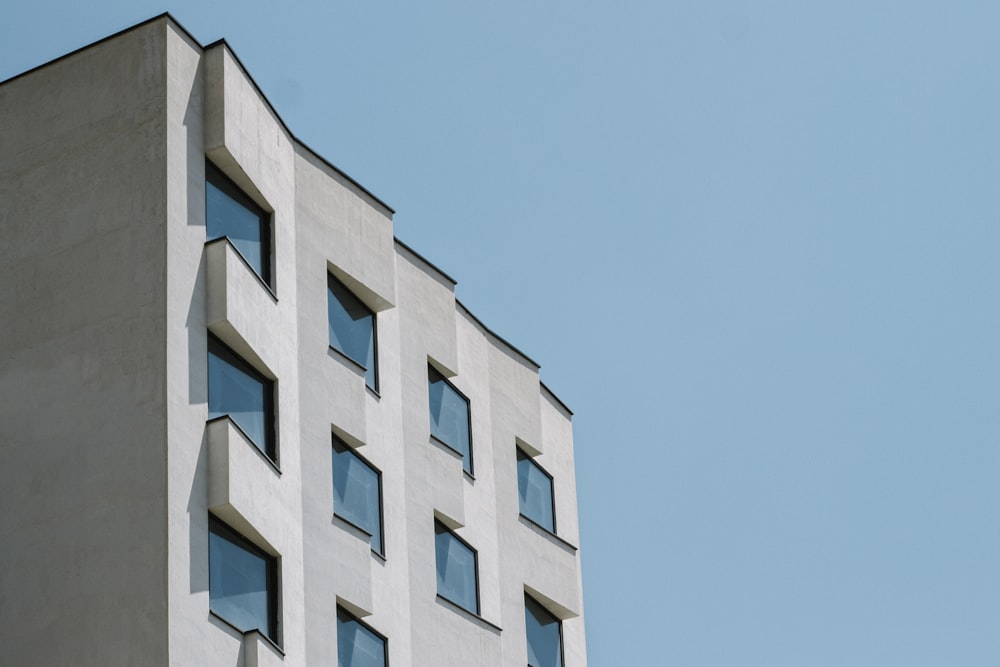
[209,520,275,641]
[328,275,377,390]
[518,451,555,532]
[428,369,472,474]
[332,439,383,554]
[525,596,562,667]
[208,338,272,459]
[435,522,478,614]
[205,165,268,283]
[337,608,387,667]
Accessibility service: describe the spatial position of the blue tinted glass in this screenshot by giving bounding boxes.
[208,341,270,458]
[209,523,273,640]
[525,596,562,667]
[337,609,386,667]
[332,441,383,554]
[328,275,377,390]
[428,370,472,474]
[435,523,478,614]
[206,178,266,280]
[518,452,555,532]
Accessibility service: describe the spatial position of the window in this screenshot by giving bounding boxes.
[206,161,271,285]
[328,274,378,391]
[517,449,556,533]
[525,595,563,667]
[337,607,387,667]
[428,367,473,474]
[332,436,384,555]
[434,520,479,614]
[209,516,278,643]
[208,335,275,461]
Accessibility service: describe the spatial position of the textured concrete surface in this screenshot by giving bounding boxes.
[0,19,170,666]
[1,14,586,666]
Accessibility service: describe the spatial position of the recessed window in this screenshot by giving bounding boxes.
[428,367,473,475]
[434,520,479,615]
[328,274,377,391]
[208,335,275,461]
[206,161,271,285]
[337,607,387,667]
[209,516,278,643]
[517,449,556,533]
[525,595,563,667]
[332,436,384,555]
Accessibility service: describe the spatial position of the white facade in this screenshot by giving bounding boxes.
[0,15,586,667]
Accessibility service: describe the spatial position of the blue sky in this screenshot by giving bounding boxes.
[4,2,999,664]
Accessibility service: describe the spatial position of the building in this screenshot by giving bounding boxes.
[0,13,586,667]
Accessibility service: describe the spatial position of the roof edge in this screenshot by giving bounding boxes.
[540,381,574,417]
[0,12,185,88]
[455,299,540,371]
[201,38,395,216]
[393,237,458,286]
[0,12,395,217]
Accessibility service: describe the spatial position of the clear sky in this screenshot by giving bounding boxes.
[3,2,999,664]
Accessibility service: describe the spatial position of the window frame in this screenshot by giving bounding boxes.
[332,435,385,556]
[433,519,480,616]
[524,593,565,667]
[208,515,280,644]
[327,272,379,392]
[427,366,474,476]
[336,606,388,667]
[516,447,557,535]
[205,160,273,286]
[207,333,277,463]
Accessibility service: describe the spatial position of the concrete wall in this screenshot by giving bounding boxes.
[1,14,586,666]
[165,30,306,666]
[0,19,170,666]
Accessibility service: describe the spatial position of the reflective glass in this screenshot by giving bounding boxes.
[206,164,269,283]
[435,522,478,614]
[209,519,276,641]
[328,275,377,390]
[525,596,563,667]
[332,438,383,554]
[518,450,555,532]
[337,608,387,667]
[208,338,273,459]
[428,369,472,474]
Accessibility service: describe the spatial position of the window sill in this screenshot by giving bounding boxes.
[209,609,284,655]
[332,513,386,559]
[429,434,474,478]
[333,513,373,538]
[207,415,281,475]
[518,514,578,553]
[205,236,277,302]
[328,344,366,374]
[435,594,502,634]
[327,346,380,395]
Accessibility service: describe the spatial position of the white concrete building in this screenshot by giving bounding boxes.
[0,14,586,667]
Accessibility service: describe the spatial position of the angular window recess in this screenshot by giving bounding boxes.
[525,594,563,667]
[434,520,479,615]
[209,516,279,643]
[328,273,378,391]
[428,367,473,475]
[337,607,387,667]
[208,335,276,461]
[517,448,556,533]
[332,436,384,555]
[206,161,271,285]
